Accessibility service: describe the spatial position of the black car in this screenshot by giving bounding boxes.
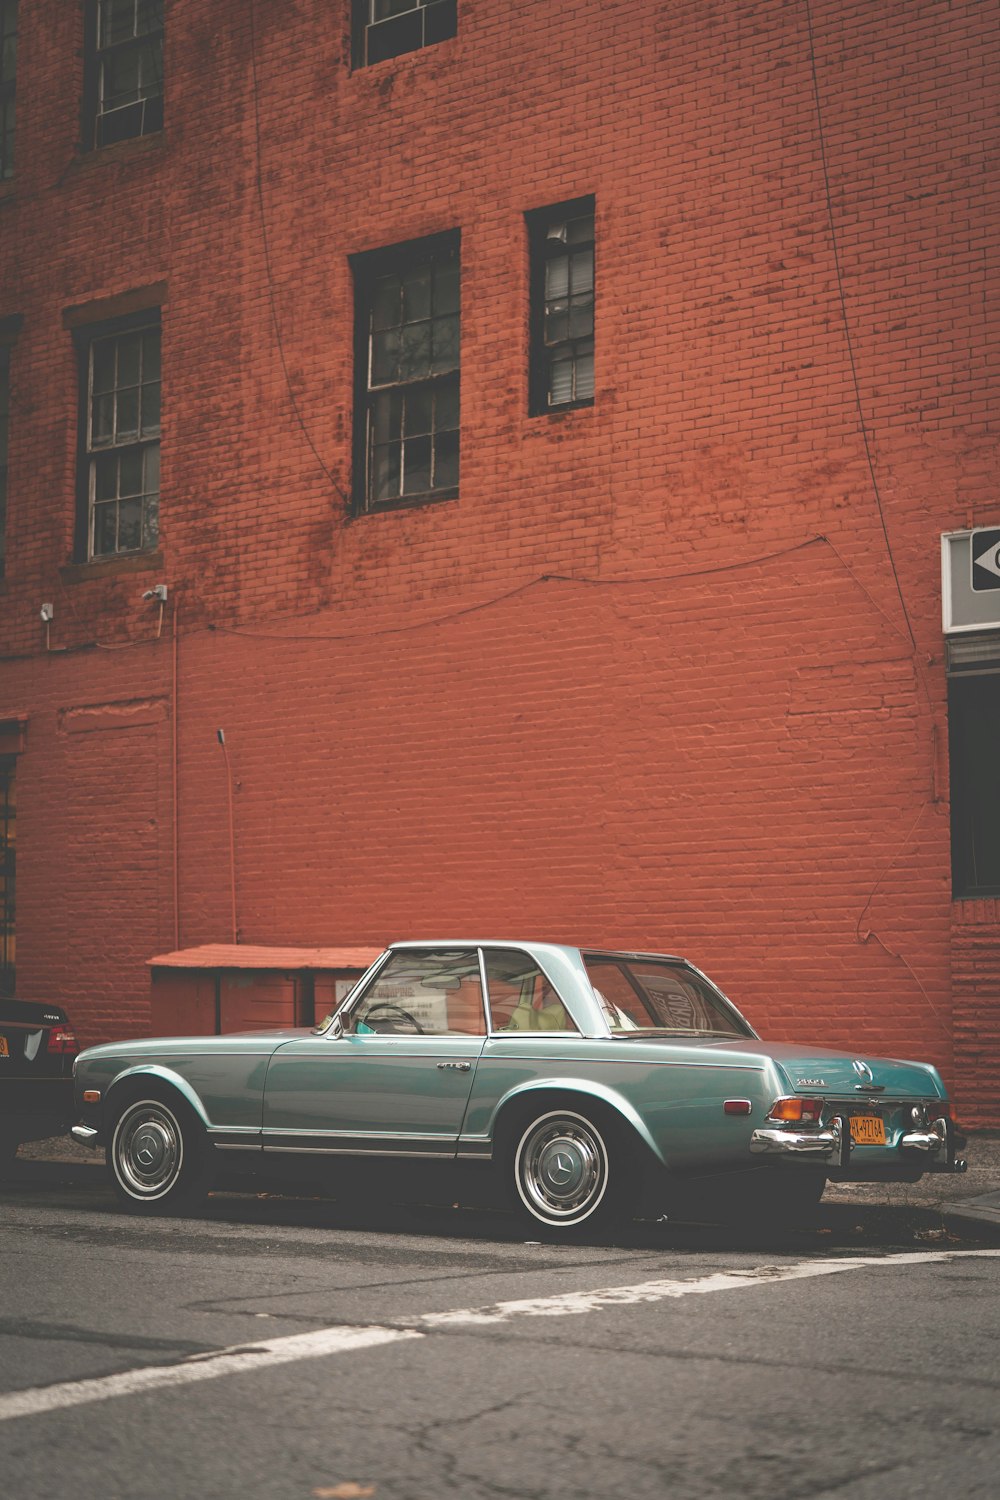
[0,998,79,1163]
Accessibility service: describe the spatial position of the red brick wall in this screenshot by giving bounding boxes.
[0,2,996,1115]
[953,903,1000,1127]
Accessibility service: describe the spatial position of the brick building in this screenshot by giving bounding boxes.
[0,2,997,1119]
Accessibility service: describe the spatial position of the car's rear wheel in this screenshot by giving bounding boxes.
[509,1107,632,1236]
[108,1092,210,1214]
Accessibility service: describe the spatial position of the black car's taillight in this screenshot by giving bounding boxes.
[46,1025,79,1056]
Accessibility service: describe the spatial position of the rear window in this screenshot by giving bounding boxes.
[583,956,753,1037]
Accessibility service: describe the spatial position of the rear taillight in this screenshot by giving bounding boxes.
[46,1025,79,1056]
[768,1096,824,1125]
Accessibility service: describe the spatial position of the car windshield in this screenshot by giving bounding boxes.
[583,955,754,1037]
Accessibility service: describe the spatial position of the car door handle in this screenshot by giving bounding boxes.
[437,1061,471,1072]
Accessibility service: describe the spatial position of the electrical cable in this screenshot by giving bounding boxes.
[802,0,919,656]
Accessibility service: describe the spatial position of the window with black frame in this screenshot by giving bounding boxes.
[948,662,1000,897]
[78,313,161,559]
[0,0,16,180]
[85,0,163,148]
[353,234,460,512]
[353,0,457,68]
[528,198,595,414]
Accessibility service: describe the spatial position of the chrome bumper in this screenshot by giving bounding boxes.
[750,1121,845,1159]
[70,1124,101,1148]
[750,1115,968,1173]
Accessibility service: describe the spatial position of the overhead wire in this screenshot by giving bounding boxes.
[802,0,919,657]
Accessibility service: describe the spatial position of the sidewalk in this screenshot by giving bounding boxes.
[18,1131,1000,1231]
[822,1130,1000,1230]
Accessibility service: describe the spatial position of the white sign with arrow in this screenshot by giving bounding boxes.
[971,528,1000,592]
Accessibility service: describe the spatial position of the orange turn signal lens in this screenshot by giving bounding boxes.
[82,1090,101,1104]
[768,1096,824,1125]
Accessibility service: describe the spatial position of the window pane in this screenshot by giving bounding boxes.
[433,428,458,490]
[483,950,577,1033]
[371,389,402,443]
[570,249,594,295]
[142,489,159,549]
[351,949,485,1036]
[118,448,143,496]
[399,322,432,379]
[103,48,141,109]
[423,0,456,46]
[93,501,117,556]
[545,302,569,345]
[118,497,141,551]
[569,299,594,338]
[136,0,163,41]
[141,329,160,381]
[93,452,118,501]
[566,214,594,246]
[433,261,460,317]
[435,377,459,432]
[549,357,574,406]
[402,264,431,324]
[142,442,160,497]
[91,341,117,395]
[116,387,139,440]
[117,333,141,388]
[403,385,432,436]
[430,313,459,373]
[575,350,595,401]
[101,0,138,48]
[140,380,160,435]
[137,37,162,94]
[545,257,569,301]
[372,441,401,501]
[402,433,431,494]
[372,276,401,332]
[371,327,400,384]
[374,0,415,19]
[92,393,115,446]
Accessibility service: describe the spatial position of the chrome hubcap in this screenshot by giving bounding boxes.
[517,1113,608,1224]
[114,1103,182,1199]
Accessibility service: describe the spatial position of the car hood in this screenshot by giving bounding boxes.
[708,1038,944,1097]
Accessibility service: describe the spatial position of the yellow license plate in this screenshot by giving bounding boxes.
[850,1115,886,1145]
[0,1035,8,1057]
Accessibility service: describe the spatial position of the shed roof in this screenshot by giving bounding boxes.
[148,944,383,972]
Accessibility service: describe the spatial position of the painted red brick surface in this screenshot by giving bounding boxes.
[0,2,996,1117]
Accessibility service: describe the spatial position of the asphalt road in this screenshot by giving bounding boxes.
[3,1159,1000,1500]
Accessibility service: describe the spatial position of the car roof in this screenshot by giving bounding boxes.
[386,940,689,965]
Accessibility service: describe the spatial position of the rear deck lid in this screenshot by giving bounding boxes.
[715,1040,943,1098]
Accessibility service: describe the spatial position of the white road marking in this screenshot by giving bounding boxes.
[2,1247,998,1424]
[416,1248,1000,1326]
[0,1325,421,1424]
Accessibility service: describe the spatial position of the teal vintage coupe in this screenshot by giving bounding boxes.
[70,942,967,1233]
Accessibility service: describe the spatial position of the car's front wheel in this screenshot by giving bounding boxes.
[509,1108,630,1236]
[108,1093,210,1214]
